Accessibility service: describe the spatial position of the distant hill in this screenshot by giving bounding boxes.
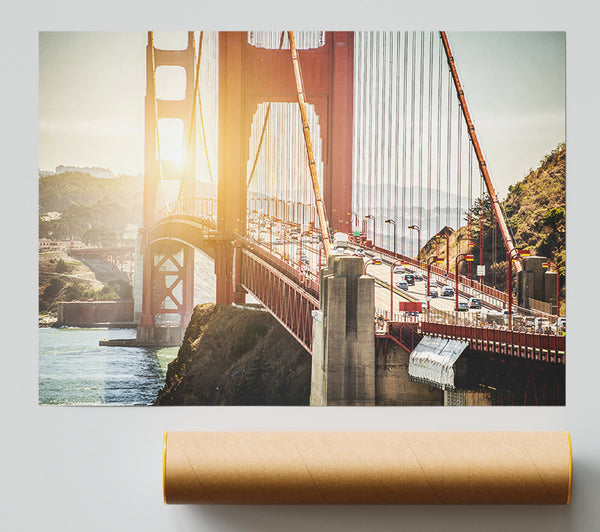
[38,171,143,242]
[55,165,118,179]
[39,171,142,213]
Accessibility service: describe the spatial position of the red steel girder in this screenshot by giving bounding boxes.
[240,249,318,353]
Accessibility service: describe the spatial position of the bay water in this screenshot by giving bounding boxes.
[38,327,178,405]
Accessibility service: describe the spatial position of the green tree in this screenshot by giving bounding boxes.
[42,277,65,300]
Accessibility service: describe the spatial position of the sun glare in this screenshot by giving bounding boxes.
[157,118,184,164]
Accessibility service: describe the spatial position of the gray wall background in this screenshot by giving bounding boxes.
[2,1,598,530]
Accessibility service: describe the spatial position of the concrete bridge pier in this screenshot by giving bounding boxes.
[310,255,375,406]
[136,324,185,346]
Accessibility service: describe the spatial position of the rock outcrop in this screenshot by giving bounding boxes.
[156,303,311,405]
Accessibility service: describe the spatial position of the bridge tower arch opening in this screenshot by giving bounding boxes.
[216,31,354,305]
[247,101,325,240]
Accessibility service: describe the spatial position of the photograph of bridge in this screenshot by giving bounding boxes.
[38,31,565,406]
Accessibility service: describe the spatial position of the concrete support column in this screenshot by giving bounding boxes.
[310,255,375,405]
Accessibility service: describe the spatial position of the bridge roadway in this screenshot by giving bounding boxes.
[149,204,550,326]
[246,217,501,318]
[143,208,564,371]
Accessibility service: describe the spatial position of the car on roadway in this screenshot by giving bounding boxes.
[441,286,454,297]
[457,301,469,311]
[353,248,365,257]
[413,273,423,281]
[396,280,409,290]
[393,266,404,273]
[468,297,482,309]
[404,274,415,285]
[429,286,439,298]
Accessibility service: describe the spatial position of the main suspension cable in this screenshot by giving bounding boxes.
[178,31,202,201]
[440,31,521,272]
[288,31,332,260]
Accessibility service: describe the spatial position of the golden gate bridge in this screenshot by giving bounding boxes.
[130,31,563,406]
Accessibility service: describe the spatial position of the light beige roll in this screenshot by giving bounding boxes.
[163,431,572,505]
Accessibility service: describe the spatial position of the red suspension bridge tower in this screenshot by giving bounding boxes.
[138,32,196,342]
[215,31,354,304]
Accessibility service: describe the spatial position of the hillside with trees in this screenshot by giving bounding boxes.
[39,171,143,242]
[421,143,566,297]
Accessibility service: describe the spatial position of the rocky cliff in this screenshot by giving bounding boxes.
[156,303,311,406]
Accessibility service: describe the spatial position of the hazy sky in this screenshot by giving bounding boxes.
[38,31,565,197]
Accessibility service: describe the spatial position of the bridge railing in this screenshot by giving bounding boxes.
[368,243,558,319]
[419,321,565,364]
[239,247,319,352]
[241,238,320,300]
[156,197,216,223]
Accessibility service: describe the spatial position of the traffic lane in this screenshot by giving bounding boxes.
[246,232,478,314]
[365,262,472,312]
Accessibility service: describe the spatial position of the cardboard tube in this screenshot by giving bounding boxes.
[163,431,572,505]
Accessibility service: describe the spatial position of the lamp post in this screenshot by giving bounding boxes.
[506,248,530,329]
[363,257,382,275]
[390,259,410,318]
[542,260,560,317]
[455,253,474,311]
[408,224,421,262]
[385,219,397,257]
[365,215,375,248]
[427,256,444,297]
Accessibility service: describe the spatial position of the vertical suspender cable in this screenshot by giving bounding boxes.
[493,210,497,288]
[401,32,408,254]
[436,39,443,243]
[393,33,401,251]
[468,140,474,276]
[456,101,462,251]
[446,67,452,230]
[288,31,332,259]
[247,104,272,187]
[383,32,391,249]
[365,33,372,233]
[426,32,434,248]
[375,32,382,247]
[409,32,416,256]
[417,32,425,251]
[440,31,521,272]
[178,31,201,201]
